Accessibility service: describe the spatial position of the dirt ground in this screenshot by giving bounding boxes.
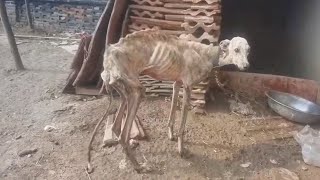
[1,29,320,180]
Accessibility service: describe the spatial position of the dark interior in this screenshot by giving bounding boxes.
[219,0,320,82]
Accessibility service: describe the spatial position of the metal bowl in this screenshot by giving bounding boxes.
[266,90,320,124]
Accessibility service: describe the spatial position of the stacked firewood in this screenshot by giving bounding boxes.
[125,0,222,110]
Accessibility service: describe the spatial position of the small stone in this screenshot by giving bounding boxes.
[49,139,60,145]
[44,125,57,132]
[19,148,38,157]
[48,170,56,175]
[240,162,251,168]
[119,159,127,169]
[15,135,22,140]
[129,139,139,149]
[301,166,308,171]
[270,159,278,165]
[27,154,32,158]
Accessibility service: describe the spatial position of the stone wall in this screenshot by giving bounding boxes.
[4,0,107,33]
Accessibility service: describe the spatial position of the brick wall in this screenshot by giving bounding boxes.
[3,0,107,33]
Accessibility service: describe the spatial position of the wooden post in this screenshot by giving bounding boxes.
[15,0,21,22]
[0,0,25,70]
[24,0,33,29]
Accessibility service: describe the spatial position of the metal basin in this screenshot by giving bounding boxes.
[266,90,320,124]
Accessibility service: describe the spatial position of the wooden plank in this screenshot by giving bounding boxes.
[164,3,220,10]
[130,16,183,30]
[146,89,173,93]
[183,0,220,4]
[132,0,164,6]
[129,29,186,35]
[130,4,185,14]
[179,32,219,43]
[182,8,220,16]
[75,86,101,96]
[179,92,205,100]
[165,14,214,23]
[131,10,164,19]
[181,22,220,34]
[161,0,220,4]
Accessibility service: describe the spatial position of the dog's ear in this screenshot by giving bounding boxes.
[219,39,230,52]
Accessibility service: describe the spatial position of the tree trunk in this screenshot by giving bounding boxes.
[0,0,24,70]
[15,0,21,22]
[24,0,33,29]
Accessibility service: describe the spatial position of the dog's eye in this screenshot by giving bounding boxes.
[235,48,240,53]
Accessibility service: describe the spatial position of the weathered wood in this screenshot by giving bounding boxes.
[73,0,115,86]
[15,0,21,22]
[183,0,220,4]
[88,47,105,82]
[160,0,183,3]
[130,16,183,30]
[63,35,92,93]
[75,86,101,96]
[130,4,185,14]
[24,0,33,29]
[131,10,164,19]
[157,30,186,35]
[191,99,206,104]
[132,0,164,6]
[130,29,184,35]
[121,7,131,38]
[128,23,161,31]
[179,32,218,43]
[181,22,220,33]
[161,0,219,3]
[164,3,220,10]
[107,0,128,44]
[183,8,220,16]
[0,0,24,70]
[165,14,214,23]
[146,89,172,93]
[179,91,205,100]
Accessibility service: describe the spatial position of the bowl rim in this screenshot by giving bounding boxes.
[265,90,320,116]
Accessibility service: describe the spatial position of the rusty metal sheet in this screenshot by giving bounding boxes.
[220,71,320,103]
[287,78,318,102]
